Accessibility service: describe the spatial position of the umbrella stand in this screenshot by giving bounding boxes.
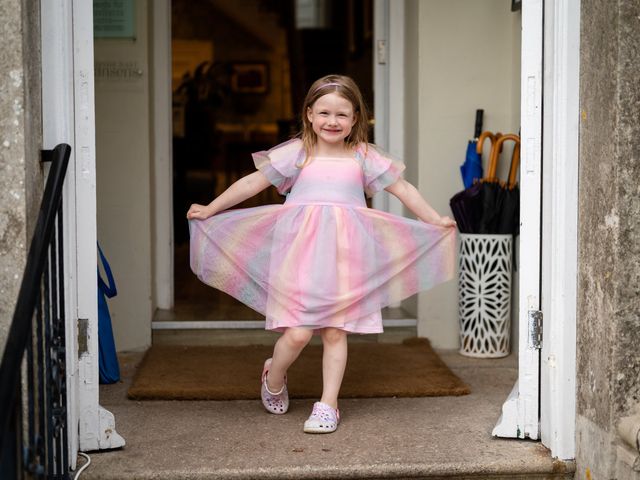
[455,132,520,358]
[458,233,513,357]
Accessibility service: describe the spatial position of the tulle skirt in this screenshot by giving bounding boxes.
[190,203,456,334]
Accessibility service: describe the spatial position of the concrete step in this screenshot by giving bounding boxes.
[77,461,574,479]
[79,348,575,480]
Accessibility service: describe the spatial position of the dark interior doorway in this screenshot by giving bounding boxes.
[171,0,373,317]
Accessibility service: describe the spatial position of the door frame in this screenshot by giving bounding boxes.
[152,0,174,311]
[47,0,578,465]
[373,0,405,218]
[154,1,405,309]
[41,0,80,466]
[374,0,405,310]
[492,0,544,442]
[492,0,579,460]
[149,0,579,459]
[41,0,125,468]
[540,0,580,460]
[153,0,413,323]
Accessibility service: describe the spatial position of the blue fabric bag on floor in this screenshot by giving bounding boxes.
[98,244,120,384]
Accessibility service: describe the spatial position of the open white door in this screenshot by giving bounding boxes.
[492,0,543,440]
[41,0,124,468]
[373,0,404,218]
[373,0,410,312]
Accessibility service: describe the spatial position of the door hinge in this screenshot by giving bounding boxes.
[78,318,89,358]
[528,310,543,349]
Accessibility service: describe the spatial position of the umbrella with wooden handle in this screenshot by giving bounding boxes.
[497,135,521,235]
[475,130,503,159]
[450,130,503,233]
[478,133,520,234]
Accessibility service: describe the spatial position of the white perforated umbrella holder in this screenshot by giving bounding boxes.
[458,233,512,358]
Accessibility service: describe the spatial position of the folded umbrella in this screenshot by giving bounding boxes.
[496,136,520,235]
[459,110,484,189]
[478,134,520,235]
[460,142,482,189]
[450,130,502,233]
[449,182,482,233]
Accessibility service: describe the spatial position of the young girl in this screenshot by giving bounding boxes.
[187,74,456,434]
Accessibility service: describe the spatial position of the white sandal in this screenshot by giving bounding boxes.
[303,401,340,433]
[261,358,289,414]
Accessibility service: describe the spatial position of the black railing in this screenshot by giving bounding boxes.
[0,144,72,479]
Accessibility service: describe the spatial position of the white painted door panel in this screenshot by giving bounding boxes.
[41,0,78,466]
[41,0,124,468]
[493,0,543,440]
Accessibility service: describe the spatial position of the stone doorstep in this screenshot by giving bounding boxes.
[77,348,575,480]
[74,456,575,480]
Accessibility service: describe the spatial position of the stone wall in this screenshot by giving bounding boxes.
[0,0,43,357]
[576,0,640,477]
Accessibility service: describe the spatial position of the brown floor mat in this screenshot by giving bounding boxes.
[128,338,470,400]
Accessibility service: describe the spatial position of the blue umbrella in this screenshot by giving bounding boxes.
[459,110,484,188]
[460,140,483,189]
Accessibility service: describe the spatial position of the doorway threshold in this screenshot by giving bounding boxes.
[152,319,417,329]
[153,306,416,328]
[152,307,418,346]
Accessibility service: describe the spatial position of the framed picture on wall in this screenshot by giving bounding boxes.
[230,63,269,94]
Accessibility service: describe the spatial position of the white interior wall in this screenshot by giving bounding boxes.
[95,0,152,352]
[412,0,522,349]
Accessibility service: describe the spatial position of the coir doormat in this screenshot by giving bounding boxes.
[127,337,470,400]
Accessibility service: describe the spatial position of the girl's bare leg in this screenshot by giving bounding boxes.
[267,327,313,391]
[319,327,348,409]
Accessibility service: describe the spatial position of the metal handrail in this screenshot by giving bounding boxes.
[0,143,71,478]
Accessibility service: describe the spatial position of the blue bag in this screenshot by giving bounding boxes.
[98,244,120,384]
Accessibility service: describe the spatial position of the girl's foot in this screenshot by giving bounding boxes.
[303,401,340,433]
[261,358,289,414]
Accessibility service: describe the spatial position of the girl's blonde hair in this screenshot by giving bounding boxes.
[299,74,369,165]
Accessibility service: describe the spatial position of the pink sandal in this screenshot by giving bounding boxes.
[303,401,340,433]
[261,358,289,414]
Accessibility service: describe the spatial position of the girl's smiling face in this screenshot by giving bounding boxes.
[307,92,357,150]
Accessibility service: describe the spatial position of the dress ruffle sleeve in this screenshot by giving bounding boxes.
[356,143,406,198]
[252,138,306,195]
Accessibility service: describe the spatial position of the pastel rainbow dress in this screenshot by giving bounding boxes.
[189,138,456,334]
